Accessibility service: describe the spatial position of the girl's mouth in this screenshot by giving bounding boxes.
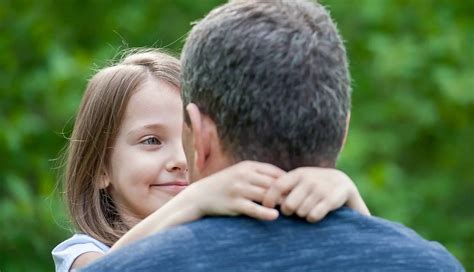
[151,181,188,193]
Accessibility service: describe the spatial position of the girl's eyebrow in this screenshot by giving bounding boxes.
[127,123,166,137]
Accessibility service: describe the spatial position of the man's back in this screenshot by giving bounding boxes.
[84,208,463,271]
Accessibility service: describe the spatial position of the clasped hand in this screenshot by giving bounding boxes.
[187,161,370,223]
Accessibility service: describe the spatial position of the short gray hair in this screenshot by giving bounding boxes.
[181,0,351,170]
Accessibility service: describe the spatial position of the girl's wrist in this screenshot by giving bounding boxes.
[183,182,208,218]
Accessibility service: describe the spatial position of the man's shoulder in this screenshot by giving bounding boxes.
[180,207,419,241]
[83,208,463,271]
[171,208,463,270]
[180,208,417,243]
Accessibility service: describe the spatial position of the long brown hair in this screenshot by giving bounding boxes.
[64,49,180,246]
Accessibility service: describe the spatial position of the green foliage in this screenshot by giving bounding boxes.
[330,0,474,268]
[1,0,472,270]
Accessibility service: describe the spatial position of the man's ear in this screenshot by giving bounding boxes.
[186,103,211,171]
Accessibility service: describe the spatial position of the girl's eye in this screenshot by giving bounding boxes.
[141,137,162,145]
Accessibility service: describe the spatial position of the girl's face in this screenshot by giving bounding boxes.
[106,78,187,223]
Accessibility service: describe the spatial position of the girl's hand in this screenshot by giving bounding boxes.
[262,167,370,223]
[188,161,285,221]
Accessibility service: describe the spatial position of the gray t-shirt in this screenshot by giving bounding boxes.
[83,208,464,271]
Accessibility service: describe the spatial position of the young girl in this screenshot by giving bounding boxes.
[52,49,369,271]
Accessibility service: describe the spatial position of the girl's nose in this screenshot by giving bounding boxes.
[165,143,188,173]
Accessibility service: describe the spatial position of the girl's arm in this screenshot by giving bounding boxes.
[112,163,370,251]
[110,161,284,251]
[71,252,104,271]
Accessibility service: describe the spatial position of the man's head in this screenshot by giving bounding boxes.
[181,0,351,180]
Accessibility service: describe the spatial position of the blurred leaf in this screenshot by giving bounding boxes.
[2,0,473,270]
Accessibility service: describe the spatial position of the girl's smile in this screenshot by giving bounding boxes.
[150,180,189,193]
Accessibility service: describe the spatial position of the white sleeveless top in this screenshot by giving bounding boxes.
[52,234,110,272]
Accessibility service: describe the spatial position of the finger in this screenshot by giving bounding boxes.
[240,185,268,203]
[236,199,279,221]
[281,182,312,216]
[262,171,301,208]
[295,194,320,218]
[346,191,371,216]
[253,162,286,179]
[236,161,285,179]
[226,173,275,203]
[248,172,277,189]
[307,202,330,223]
[277,195,287,206]
[229,165,278,188]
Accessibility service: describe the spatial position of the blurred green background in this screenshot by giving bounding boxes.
[1,0,472,270]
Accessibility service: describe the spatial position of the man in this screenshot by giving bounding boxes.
[84,0,463,270]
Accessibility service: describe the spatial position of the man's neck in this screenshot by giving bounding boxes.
[202,155,234,179]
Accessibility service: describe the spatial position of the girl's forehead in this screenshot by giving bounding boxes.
[120,79,183,129]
